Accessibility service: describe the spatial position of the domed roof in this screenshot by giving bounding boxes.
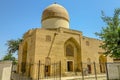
[41,3,69,22]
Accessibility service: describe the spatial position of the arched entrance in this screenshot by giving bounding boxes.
[99,55,107,73]
[64,37,81,72]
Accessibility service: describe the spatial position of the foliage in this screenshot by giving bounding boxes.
[3,53,15,61]
[2,53,17,64]
[4,38,22,64]
[96,8,120,58]
[6,38,22,54]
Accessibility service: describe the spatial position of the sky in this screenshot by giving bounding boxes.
[0,0,120,59]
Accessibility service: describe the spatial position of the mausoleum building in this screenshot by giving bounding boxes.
[17,3,113,80]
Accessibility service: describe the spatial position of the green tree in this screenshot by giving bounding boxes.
[2,53,15,61]
[2,53,17,64]
[6,38,22,54]
[96,8,120,58]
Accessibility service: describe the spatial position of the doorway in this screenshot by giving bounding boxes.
[45,65,50,77]
[87,64,91,74]
[67,61,73,72]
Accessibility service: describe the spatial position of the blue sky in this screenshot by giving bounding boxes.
[0,0,120,59]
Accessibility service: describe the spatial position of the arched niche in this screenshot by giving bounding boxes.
[64,37,80,57]
[21,42,28,73]
[99,54,107,73]
[87,58,91,74]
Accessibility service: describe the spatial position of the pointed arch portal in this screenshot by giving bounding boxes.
[65,37,81,72]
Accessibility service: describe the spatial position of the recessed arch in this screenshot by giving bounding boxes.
[99,54,107,73]
[65,37,80,47]
[64,37,80,56]
[21,42,28,73]
[87,58,91,74]
[64,37,81,72]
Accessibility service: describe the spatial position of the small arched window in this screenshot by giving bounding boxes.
[86,41,89,46]
[66,44,74,56]
[46,35,51,41]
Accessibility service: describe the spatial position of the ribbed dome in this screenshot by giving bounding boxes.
[41,3,69,22]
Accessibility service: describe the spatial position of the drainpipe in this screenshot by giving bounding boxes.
[47,33,58,57]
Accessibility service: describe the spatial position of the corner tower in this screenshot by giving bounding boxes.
[41,3,70,29]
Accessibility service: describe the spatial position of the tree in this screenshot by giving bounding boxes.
[4,38,22,64]
[96,8,120,58]
[2,53,17,64]
[6,38,22,54]
[2,53,15,61]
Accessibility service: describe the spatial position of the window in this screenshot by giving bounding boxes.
[46,35,51,41]
[66,44,74,56]
[86,41,89,46]
[67,61,73,72]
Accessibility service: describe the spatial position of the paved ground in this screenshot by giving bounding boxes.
[62,74,106,80]
[43,74,107,80]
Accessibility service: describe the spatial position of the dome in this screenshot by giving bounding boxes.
[41,3,69,22]
[41,3,70,29]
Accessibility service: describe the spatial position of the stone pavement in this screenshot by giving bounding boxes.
[42,74,107,80]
